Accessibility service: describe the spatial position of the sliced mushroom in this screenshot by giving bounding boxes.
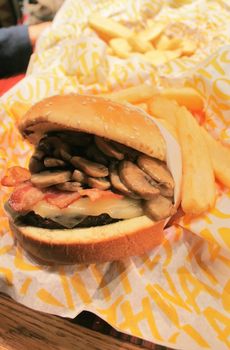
[86,144,108,165]
[119,161,160,199]
[72,169,87,183]
[29,157,45,173]
[57,131,92,147]
[95,137,124,160]
[56,181,82,192]
[71,156,109,177]
[38,136,72,162]
[31,170,71,188]
[37,137,52,154]
[111,141,139,161]
[137,155,174,193]
[109,163,137,197]
[53,142,72,161]
[159,184,174,198]
[38,136,61,155]
[87,177,111,190]
[144,195,176,221]
[59,147,72,162]
[33,149,45,160]
[44,157,66,168]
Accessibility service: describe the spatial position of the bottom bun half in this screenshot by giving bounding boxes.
[9,216,165,265]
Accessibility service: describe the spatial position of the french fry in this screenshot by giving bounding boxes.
[88,14,133,40]
[201,127,230,188]
[148,96,179,130]
[176,107,216,215]
[181,39,197,56]
[156,35,182,51]
[128,36,153,53]
[164,49,182,60]
[165,38,183,50]
[150,93,229,190]
[155,35,171,50]
[144,49,181,66]
[137,23,165,43]
[144,50,169,66]
[160,87,204,112]
[109,38,132,58]
[101,84,157,103]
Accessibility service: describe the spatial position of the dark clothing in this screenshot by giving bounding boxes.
[0,25,32,78]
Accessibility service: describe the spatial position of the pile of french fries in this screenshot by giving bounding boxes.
[99,85,230,217]
[88,14,197,66]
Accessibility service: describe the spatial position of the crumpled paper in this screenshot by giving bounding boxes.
[0,1,230,350]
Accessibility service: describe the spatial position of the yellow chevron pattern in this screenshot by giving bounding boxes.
[0,1,230,350]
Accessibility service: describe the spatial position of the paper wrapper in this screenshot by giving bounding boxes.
[0,1,230,349]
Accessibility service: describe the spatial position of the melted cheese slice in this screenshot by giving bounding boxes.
[32,197,143,220]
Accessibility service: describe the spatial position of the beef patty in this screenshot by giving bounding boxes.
[15,212,119,229]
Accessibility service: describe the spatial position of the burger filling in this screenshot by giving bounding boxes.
[3,131,175,229]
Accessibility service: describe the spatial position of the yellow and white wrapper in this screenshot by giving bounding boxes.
[0,1,230,350]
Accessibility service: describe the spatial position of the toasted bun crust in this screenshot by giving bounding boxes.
[19,94,166,161]
[10,216,165,264]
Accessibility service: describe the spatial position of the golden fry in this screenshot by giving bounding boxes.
[155,35,171,50]
[144,50,169,66]
[181,39,197,56]
[165,38,183,50]
[88,14,132,40]
[164,49,182,60]
[160,87,204,112]
[109,38,132,58]
[156,35,182,51]
[100,84,157,103]
[176,107,216,215]
[137,23,165,43]
[144,49,181,66]
[148,96,179,130]
[128,36,153,53]
[201,127,230,188]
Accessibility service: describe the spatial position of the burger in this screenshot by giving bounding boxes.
[2,94,181,264]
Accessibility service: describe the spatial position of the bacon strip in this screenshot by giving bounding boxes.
[45,191,81,209]
[44,189,123,208]
[1,166,31,187]
[9,182,44,212]
[78,189,123,202]
[8,182,123,212]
